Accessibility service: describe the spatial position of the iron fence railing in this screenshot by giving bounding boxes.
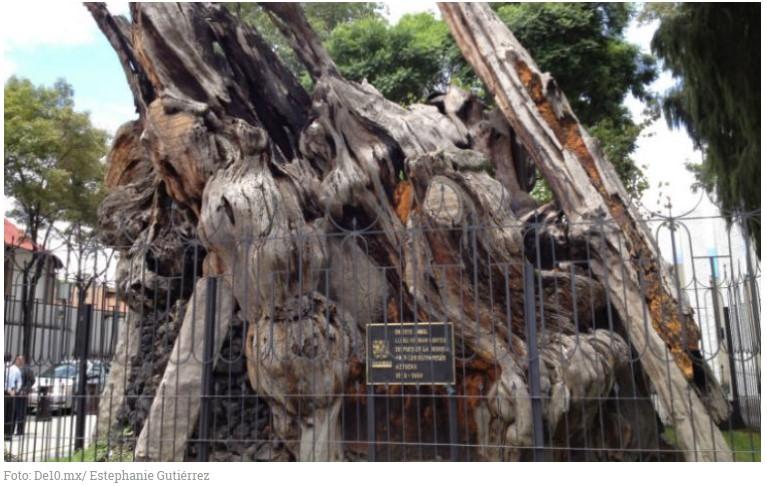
[3,211,760,462]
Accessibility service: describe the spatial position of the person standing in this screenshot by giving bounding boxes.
[4,355,27,436]
[19,356,35,434]
[4,354,18,439]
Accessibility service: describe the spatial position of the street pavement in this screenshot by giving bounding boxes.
[4,414,98,461]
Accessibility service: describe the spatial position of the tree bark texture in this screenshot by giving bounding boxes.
[134,277,234,461]
[87,2,724,461]
[438,2,730,460]
[94,308,140,442]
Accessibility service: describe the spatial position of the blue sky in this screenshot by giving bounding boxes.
[8,42,135,132]
[3,2,134,133]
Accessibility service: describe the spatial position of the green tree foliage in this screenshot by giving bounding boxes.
[227,2,385,36]
[647,3,760,251]
[327,13,452,104]
[302,2,385,35]
[4,76,107,240]
[495,3,656,125]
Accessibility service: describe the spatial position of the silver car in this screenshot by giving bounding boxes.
[28,360,109,413]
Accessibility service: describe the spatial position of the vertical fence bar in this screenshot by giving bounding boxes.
[198,277,218,462]
[74,303,93,451]
[367,385,376,461]
[447,385,459,461]
[709,257,724,350]
[667,219,688,348]
[523,262,544,461]
[743,227,761,348]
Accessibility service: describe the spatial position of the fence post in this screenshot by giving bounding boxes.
[722,309,746,429]
[74,303,93,451]
[198,277,218,462]
[709,257,745,428]
[523,262,544,461]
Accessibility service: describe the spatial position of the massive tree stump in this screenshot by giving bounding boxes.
[87,2,726,461]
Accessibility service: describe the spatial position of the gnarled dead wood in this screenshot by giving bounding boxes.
[439,2,729,460]
[134,277,234,461]
[90,2,671,461]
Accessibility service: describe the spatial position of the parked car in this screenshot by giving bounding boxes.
[28,360,110,413]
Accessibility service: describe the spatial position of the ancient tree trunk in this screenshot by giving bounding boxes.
[438,2,730,460]
[87,2,708,461]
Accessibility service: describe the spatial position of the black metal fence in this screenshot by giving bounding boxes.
[3,211,760,462]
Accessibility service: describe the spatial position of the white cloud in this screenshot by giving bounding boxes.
[1,1,103,80]
[385,1,438,23]
[0,1,130,78]
[1,2,99,50]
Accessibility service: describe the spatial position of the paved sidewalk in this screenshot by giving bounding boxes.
[4,414,97,461]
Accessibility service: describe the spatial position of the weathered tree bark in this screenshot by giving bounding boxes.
[438,2,730,460]
[87,2,702,461]
[94,308,140,442]
[135,277,234,461]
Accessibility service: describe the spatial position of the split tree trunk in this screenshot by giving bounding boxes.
[438,2,730,461]
[87,2,724,461]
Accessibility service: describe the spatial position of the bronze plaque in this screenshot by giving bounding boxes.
[366,322,455,385]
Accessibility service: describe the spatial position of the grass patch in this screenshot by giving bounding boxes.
[663,427,760,461]
[47,441,134,462]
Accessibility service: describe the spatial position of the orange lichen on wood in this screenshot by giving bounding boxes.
[513,59,697,379]
[393,180,414,224]
[453,356,500,445]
